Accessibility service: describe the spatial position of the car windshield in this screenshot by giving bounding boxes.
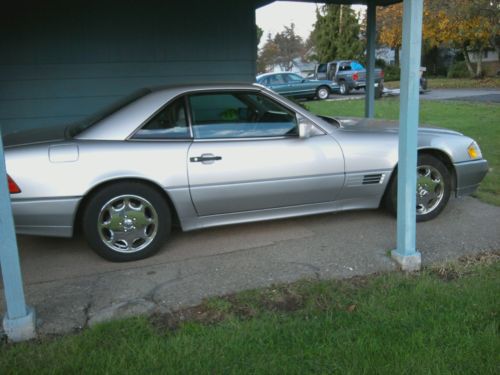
[65,88,152,138]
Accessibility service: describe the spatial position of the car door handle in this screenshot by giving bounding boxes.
[190,154,222,164]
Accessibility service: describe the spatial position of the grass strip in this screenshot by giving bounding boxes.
[1,253,499,374]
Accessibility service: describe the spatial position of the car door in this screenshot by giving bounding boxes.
[283,73,315,97]
[186,90,345,216]
[316,64,328,80]
[264,74,289,95]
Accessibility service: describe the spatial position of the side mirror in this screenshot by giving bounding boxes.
[298,116,314,139]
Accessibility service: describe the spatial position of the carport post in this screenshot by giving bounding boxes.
[0,129,36,341]
[391,0,423,271]
[364,1,376,118]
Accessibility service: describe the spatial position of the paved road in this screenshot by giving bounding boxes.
[1,196,499,335]
[324,88,500,103]
[420,88,500,103]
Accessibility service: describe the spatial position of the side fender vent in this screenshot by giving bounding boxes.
[362,174,384,185]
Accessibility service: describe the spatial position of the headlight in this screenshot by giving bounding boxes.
[467,141,482,159]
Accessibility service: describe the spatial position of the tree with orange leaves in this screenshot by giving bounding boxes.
[377,3,403,66]
[377,0,499,77]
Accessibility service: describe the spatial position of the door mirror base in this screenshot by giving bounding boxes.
[298,116,322,139]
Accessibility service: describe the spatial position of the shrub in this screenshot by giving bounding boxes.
[447,61,471,78]
[375,58,387,69]
[383,65,400,81]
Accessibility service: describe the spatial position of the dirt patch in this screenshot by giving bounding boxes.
[258,287,305,313]
[150,304,228,332]
[150,285,307,333]
[430,251,500,281]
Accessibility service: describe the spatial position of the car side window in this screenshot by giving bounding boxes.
[268,74,286,85]
[188,92,298,139]
[317,64,327,73]
[284,74,303,82]
[133,97,190,139]
[259,77,269,85]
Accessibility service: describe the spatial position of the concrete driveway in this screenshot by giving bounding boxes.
[1,196,499,335]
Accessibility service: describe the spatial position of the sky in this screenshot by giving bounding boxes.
[256,1,365,48]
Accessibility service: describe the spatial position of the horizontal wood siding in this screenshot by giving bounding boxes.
[0,0,257,134]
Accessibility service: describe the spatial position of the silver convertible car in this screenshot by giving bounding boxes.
[4,84,488,261]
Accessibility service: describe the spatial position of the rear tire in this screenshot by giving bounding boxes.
[420,77,428,91]
[339,81,350,95]
[316,86,330,100]
[375,82,384,99]
[384,154,451,222]
[82,182,171,262]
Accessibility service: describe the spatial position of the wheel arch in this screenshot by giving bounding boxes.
[381,148,457,206]
[73,177,180,237]
[418,148,457,193]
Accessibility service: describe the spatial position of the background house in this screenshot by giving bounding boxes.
[468,49,500,76]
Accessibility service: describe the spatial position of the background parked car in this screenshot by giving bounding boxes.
[313,60,384,97]
[256,72,339,100]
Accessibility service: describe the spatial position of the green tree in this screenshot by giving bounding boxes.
[256,24,305,73]
[257,33,279,73]
[273,23,305,71]
[312,4,364,62]
[256,25,264,47]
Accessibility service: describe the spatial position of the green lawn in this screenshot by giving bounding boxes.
[384,77,500,89]
[1,254,499,374]
[306,98,500,206]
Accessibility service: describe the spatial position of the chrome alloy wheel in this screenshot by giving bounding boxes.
[98,194,158,253]
[317,87,329,100]
[416,165,445,215]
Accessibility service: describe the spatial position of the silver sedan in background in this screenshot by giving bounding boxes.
[3,84,488,261]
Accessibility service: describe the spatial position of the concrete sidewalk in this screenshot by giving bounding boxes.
[1,196,499,335]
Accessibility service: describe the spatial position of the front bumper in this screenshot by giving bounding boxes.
[454,159,489,197]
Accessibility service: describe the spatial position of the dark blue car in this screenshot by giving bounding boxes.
[256,72,339,100]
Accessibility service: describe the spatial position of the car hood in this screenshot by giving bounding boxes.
[333,116,463,136]
[2,125,67,148]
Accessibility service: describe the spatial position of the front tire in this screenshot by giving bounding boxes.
[316,86,330,100]
[384,154,451,222]
[82,182,171,261]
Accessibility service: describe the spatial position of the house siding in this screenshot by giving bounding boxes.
[0,0,257,134]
